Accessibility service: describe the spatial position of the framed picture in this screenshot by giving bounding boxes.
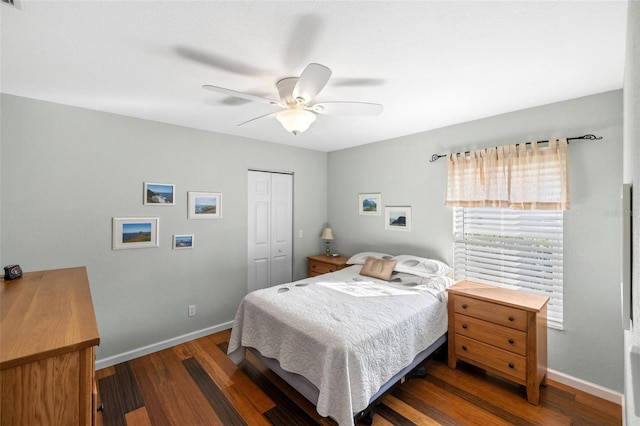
[112,217,159,249]
[385,206,412,231]
[144,182,175,205]
[188,192,222,219]
[358,193,381,215]
[173,234,194,250]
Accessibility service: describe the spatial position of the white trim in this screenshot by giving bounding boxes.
[547,368,623,405]
[95,321,234,370]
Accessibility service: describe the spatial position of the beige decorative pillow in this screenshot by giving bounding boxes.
[360,256,397,281]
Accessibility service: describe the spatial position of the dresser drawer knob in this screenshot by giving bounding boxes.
[461,304,468,309]
[462,324,468,329]
[462,345,467,351]
[508,316,514,322]
[508,362,515,369]
[508,338,515,344]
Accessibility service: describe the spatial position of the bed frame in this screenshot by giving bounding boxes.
[249,332,447,424]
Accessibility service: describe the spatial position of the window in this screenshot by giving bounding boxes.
[453,207,563,329]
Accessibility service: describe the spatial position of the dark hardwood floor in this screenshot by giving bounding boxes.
[96,329,621,426]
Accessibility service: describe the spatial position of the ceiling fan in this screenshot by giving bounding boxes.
[203,63,383,135]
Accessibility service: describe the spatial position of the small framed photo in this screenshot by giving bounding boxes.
[188,192,221,219]
[173,234,194,250]
[144,182,175,205]
[113,217,159,249]
[358,193,381,215]
[385,206,412,231]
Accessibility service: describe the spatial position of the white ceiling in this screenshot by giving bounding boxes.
[0,1,628,152]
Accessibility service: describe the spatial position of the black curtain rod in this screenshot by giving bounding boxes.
[429,134,602,163]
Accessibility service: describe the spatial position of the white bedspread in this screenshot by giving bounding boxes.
[227,265,450,426]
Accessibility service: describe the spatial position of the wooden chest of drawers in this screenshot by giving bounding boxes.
[307,255,349,277]
[1,267,101,425]
[447,281,549,405]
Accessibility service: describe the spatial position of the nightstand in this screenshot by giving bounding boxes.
[307,255,350,277]
[447,281,549,405]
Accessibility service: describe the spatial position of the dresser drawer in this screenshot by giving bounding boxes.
[454,314,527,356]
[455,335,527,382]
[454,295,528,331]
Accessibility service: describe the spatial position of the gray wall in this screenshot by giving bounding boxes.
[328,90,624,392]
[0,90,625,393]
[0,94,328,361]
[623,0,640,423]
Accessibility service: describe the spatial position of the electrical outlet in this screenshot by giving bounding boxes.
[188,305,196,317]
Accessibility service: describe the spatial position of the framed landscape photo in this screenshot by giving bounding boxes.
[173,234,194,250]
[188,192,221,219]
[112,217,159,249]
[358,193,381,215]
[144,182,175,205]
[385,206,412,231]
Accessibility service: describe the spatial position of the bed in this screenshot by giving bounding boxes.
[228,252,453,426]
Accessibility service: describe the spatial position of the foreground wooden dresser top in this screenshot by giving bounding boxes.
[1,266,101,425]
[1,266,100,369]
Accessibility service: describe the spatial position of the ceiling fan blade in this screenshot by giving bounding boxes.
[292,63,332,103]
[311,101,383,116]
[237,111,279,127]
[203,85,281,106]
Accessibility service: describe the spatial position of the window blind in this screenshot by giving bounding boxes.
[453,207,563,328]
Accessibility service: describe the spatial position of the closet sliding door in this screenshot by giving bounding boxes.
[247,170,292,292]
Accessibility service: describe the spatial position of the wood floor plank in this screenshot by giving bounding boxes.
[426,358,571,425]
[124,407,152,426]
[190,336,278,416]
[182,356,246,426]
[96,365,115,380]
[549,378,622,423]
[381,394,441,426]
[129,349,223,426]
[96,330,622,426]
[403,377,515,426]
[238,356,323,425]
[97,374,128,426]
[375,402,416,426]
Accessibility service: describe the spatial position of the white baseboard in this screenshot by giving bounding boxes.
[547,368,623,405]
[95,321,234,371]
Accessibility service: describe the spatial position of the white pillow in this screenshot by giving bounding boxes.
[392,254,451,277]
[347,251,394,265]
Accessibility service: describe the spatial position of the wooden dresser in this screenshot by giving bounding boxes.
[0,267,101,425]
[307,255,350,277]
[447,281,548,405]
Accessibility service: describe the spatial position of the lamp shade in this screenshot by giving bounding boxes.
[276,108,316,135]
[320,227,334,240]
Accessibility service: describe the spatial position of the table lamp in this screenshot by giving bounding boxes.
[320,227,334,256]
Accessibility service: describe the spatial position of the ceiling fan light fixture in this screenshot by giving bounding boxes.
[276,108,316,135]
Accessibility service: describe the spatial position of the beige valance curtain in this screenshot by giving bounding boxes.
[445,138,570,210]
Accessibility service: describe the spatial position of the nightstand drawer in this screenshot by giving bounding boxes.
[455,335,527,382]
[455,295,528,331]
[309,261,339,275]
[454,314,527,356]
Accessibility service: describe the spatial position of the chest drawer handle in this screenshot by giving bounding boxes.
[462,324,468,329]
[462,345,468,351]
[508,338,515,344]
[508,362,515,369]
[508,316,514,322]
[461,304,468,309]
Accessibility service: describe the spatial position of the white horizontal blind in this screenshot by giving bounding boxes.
[453,207,563,328]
